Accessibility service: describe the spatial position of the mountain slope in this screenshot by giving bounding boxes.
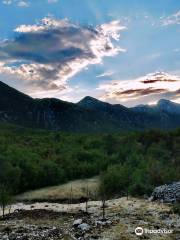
[0,81,33,110]
[0,82,122,132]
[157,99,180,114]
[0,81,180,132]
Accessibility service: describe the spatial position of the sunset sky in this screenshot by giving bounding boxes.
[0,0,179,106]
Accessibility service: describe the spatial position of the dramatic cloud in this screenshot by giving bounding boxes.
[99,72,180,106]
[0,17,126,92]
[161,11,180,26]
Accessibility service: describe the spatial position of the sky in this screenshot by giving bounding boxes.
[0,0,179,106]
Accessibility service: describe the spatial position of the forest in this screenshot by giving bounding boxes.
[0,122,179,198]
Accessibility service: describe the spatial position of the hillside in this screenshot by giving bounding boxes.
[0,123,179,195]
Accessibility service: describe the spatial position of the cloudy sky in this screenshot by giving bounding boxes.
[0,0,179,106]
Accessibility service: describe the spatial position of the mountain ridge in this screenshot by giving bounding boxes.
[132,99,180,114]
[0,81,180,132]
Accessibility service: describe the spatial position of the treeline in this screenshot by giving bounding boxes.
[0,123,179,197]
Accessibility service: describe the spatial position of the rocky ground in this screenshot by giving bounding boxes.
[0,197,180,240]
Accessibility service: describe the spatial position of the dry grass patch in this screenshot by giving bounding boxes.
[16,177,99,202]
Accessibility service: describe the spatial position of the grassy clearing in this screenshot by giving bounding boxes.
[15,177,99,202]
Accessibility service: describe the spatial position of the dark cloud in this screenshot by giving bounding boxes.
[1,30,93,64]
[141,79,178,84]
[114,87,166,97]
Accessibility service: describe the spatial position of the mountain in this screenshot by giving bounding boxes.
[0,81,121,133]
[132,99,180,114]
[78,96,128,113]
[78,96,134,129]
[157,99,180,114]
[0,81,180,132]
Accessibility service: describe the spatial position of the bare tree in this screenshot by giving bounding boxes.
[0,184,12,219]
[68,184,73,212]
[85,185,89,213]
[99,184,107,220]
[102,197,106,220]
[84,185,94,214]
[126,170,131,200]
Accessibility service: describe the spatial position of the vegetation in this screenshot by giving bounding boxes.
[0,123,179,198]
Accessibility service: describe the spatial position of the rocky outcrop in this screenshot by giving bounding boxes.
[151,182,180,203]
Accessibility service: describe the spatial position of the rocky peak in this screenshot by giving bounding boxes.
[157,99,180,114]
[78,96,111,110]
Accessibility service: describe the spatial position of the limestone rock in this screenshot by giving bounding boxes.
[151,182,180,203]
[73,219,83,227]
[78,223,90,232]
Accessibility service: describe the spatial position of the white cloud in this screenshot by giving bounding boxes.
[161,11,180,26]
[99,21,126,41]
[2,0,30,7]
[14,17,74,33]
[17,0,29,7]
[96,71,114,78]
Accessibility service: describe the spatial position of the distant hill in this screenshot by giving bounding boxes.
[0,81,180,132]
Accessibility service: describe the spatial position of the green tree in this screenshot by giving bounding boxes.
[100,164,132,198]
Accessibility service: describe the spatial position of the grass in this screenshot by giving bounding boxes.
[15,177,99,203]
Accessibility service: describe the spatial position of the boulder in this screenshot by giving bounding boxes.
[151,182,180,203]
[73,219,83,227]
[78,223,90,232]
